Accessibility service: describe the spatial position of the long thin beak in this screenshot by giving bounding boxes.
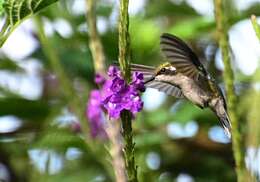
[144,76,155,84]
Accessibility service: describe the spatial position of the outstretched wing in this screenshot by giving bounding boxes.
[146,81,184,98]
[160,33,208,80]
[130,63,155,83]
[130,64,184,98]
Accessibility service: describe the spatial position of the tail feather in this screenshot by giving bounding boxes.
[219,112,232,138]
[214,107,232,138]
[210,95,232,138]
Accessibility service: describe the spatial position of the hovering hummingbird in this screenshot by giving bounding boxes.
[131,33,232,138]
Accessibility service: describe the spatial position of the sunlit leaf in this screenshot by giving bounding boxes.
[0,0,59,47]
[0,0,4,15]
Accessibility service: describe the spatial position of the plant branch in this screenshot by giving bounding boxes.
[106,120,127,182]
[85,1,127,181]
[249,15,260,146]
[251,15,260,41]
[245,14,260,181]
[120,111,137,182]
[85,0,106,74]
[118,0,131,82]
[214,0,244,181]
[118,0,138,181]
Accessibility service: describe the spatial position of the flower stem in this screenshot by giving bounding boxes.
[106,119,127,182]
[85,0,106,74]
[214,0,244,181]
[118,0,138,181]
[251,15,260,41]
[85,1,127,181]
[118,0,131,82]
[246,14,260,181]
[120,111,137,182]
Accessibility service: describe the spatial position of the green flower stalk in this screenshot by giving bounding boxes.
[85,0,106,74]
[251,15,260,41]
[214,0,244,181]
[85,0,131,181]
[245,14,260,181]
[118,0,131,81]
[118,0,138,181]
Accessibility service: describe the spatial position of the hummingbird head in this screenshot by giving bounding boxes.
[150,62,178,83]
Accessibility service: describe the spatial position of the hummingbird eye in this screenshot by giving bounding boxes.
[160,68,166,73]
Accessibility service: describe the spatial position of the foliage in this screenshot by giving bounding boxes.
[0,0,4,15]
[0,0,59,46]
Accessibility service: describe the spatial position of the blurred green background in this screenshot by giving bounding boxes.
[0,0,260,181]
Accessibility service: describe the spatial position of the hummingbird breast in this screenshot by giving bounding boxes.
[156,73,212,108]
[180,76,211,108]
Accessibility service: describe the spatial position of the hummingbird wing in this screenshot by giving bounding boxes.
[146,81,184,98]
[130,64,184,98]
[160,33,208,80]
[130,64,155,83]
[113,63,154,82]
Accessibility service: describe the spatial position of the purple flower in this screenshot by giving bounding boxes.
[101,67,145,119]
[95,74,106,85]
[110,77,127,93]
[108,66,121,77]
[86,90,107,138]
[131,72,145,92]
[86,66,145,137]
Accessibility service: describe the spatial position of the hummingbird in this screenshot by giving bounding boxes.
[131,33,232,138]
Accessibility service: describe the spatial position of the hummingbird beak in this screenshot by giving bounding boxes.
[144,76,155,84]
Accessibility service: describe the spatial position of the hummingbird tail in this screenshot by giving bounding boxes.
[210,97,232,138]
[217,110,232,138]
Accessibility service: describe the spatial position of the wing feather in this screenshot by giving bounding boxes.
[129,63,155,83]
[146,81,183,98]
[160,33,208,79]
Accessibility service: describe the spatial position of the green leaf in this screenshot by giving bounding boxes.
[0,0,59,47]
[0,0,4,16]
[0,58,24,72]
